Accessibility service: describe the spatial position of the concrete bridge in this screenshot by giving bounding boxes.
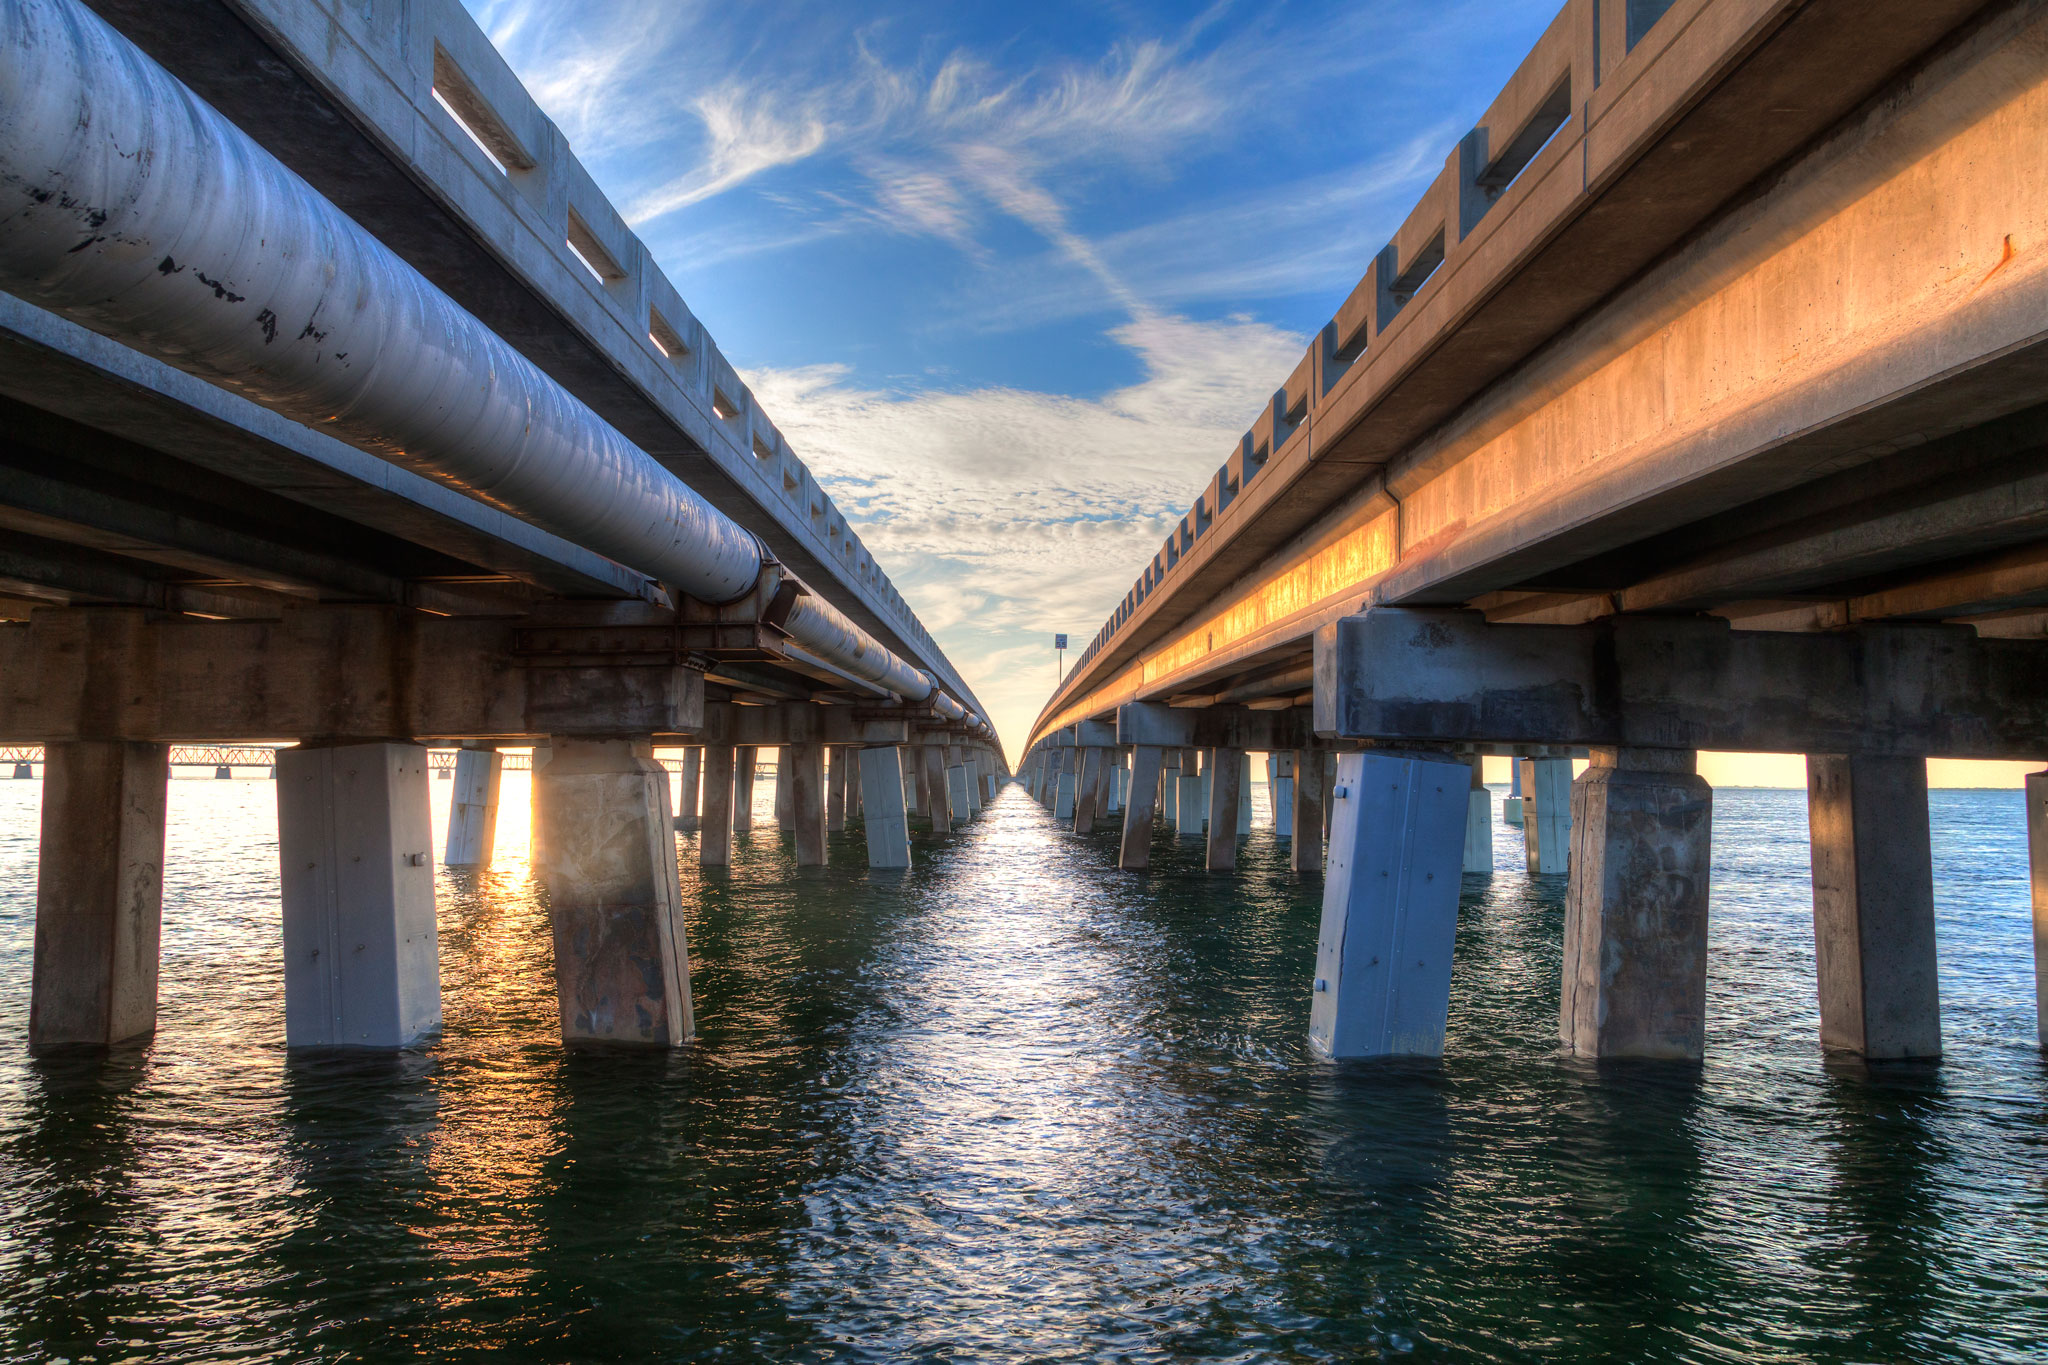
[1022,0,2048,1065]
[0,0,1004,1053]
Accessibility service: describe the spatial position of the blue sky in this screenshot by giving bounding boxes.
[463,0,1563,757]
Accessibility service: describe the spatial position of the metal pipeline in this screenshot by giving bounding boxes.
[0,0,986,726]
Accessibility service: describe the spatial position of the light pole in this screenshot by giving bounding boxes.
[1054,633,1067,686]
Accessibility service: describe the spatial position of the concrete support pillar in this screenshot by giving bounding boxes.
[1463,757,1493,874]
[1807,754,1940,1061]
[537,738,692,1047]
[277,742,440,1048]
[859,746,913,869]
[2027,770,2048,1053]
[1053,753,1076,821]
[1120,745,1164,871]
[963,752,983,816]
[774,746,795,832]
[444,747,503,868]
[825,746,849,833]
[29,741,169,1050]
[924,745,954,834]
[530,741,552,869]
[1206,746,1243,872]
[1504,758,1524,826]
[1238,751,1254,837]
[1072,747,1102,834]
[1270,752,1296,839]
[904,753,921,815]
[732,745,757,832]
[1521,757,1572,875]
[676,747,702,832]
[850,750,864,819]
[948,763,974,829]
[1307,750,1470,1059]
[1175,748,1204,839]
[699,745,735,868]
[1160,751,1179,826]
[791,741,828,867]
[1559,748,1712,1062]
[1291,748,1324,875]
[1103,753,1123,815]
[914,746,933,819]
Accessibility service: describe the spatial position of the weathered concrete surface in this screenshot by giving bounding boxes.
[1207,746,1243,872]
[859,746,912,869]
[529,740,552,868]
[1072,747,1102,835]
[775,746,795,832]
[536,738,692,1047]
[277,742,440,1048]
[1521,757,1572,876]
[1560,749,1712,1062]
[791,741,827,867]
[1308,751,1469,1059]
[1119,745,1164,870]
[700,745,734,867]
[444,747,502,867]
[826,745,849,832]
[29,740,168,1050]
[1317,609,2048,760]
[923,746,954,835]
[948,763,975,829]
[1807,754,1940,1060]
[1291,748,1325,875]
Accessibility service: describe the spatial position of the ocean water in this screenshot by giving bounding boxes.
[0,775,2042,1363]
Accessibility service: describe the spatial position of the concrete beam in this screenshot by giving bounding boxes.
[697,702,909,748]
[1317,609,2048,759]
[0,606,702,741]
[1117,701,1312,752]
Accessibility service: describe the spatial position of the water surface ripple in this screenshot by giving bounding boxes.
[0,779,2044,1362]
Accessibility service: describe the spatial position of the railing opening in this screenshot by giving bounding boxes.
[1476,77,1572,199]
[648,308,689,362]
[566,210,626,284]
[430,46,533,176]
[1628,0,1679,49]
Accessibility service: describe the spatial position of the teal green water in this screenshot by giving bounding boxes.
[0,778,2045,1362]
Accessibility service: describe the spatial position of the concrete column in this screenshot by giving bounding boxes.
[1175,748,1204,839]
[1072,747,1102,834]
[700,745,735,867]
[1120,745,1164,870]
[904,752,920,815]
[859,746,912,869]
[1307,750,1470,1059]
[1291,748,1324,875]
[537,738,692,1047]
[914,745,933,819]
[1238,751,1254,837]
[774,745,795,832]
[1160,750,1179,826]
[1807,754,1940,1061]
[948,763,974,828]
[1103,753,1123,815]
[1463,757,1493,874]
[1504,758,1525,826]
[791,741,828,867]
[964,753,983,816]
[530,741,552,869]
[850,751,864,819]
[444,747,503,867]
[1521,757,1572,875]
[1560,748,1712,1062]
[825,746,848,833]
[1270,752,1296,839]
[29,740,169,1050]
[676,747,702,832]
[732,745,757,831]
[1054,753,1076,821]
[277,742,440,1048]
[2026,770,2048,1053]
[924,745,954,834]
[1206,746,1243,872]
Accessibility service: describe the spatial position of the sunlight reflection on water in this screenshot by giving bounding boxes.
[0,776,2043,1362]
